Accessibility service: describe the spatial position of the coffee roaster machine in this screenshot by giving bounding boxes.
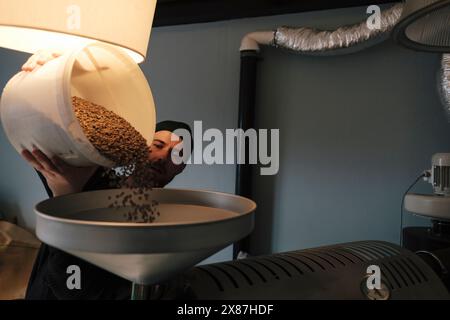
[154,240,450,300]
[35,188,450,300]
[161,154,450,300]
[167,152,450,301]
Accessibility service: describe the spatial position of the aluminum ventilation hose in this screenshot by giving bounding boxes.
[240,4,404,53]
[240,3,450,123]
[272,4,404,55]
[441,54,450,122]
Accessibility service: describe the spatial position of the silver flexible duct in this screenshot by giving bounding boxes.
[440,54,450,122]
[240,3,450,123]
[272,4,403,55]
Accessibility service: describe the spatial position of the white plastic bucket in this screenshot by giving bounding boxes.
[0,41,156,167]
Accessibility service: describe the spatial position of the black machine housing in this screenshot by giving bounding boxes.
[153,241,450,300]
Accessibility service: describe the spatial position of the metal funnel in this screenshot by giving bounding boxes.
[35,188,256,286]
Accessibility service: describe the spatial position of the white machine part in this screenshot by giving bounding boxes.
[430,153,450,196]
[405,153,450,221]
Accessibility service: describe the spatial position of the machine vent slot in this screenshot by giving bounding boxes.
[406,257,428,282]
[249,260,280,280]
[328,249,356,264]
[239,261,267,283]
[310,250,346,266]
[209,265,239,289]
[291,252,326,270]
[388,261,409,287]
[197,266,224,292]
[381,262,402,289]
[303,252,336,268]
[322,252,346,266]
[394,260,416,285]
[336,248,365,262]
[274,255,305,275]
[281,253,315,272]
[348,243,385,259]
[261,257,292,277]
[356,243,391,259]
[398,259,422,284]
[380,269,394,290]
[343,245,375,261]
[224,263,253,286]
[368,241,400,256]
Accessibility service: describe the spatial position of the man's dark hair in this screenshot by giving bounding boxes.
[155,120,193,152]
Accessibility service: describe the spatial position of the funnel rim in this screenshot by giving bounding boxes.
[35,187,257,228]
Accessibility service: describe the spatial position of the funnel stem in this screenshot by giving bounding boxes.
[131,282,149,300]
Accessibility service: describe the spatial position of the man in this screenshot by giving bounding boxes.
[23,120,192,300]
[24,121,193,300]
[21,120,192,196]
[21,51,193,299]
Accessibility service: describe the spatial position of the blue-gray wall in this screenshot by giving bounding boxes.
[1,5,448,262]
[251,40,446,254]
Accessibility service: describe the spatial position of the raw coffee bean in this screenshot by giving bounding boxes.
[72,96,160,223]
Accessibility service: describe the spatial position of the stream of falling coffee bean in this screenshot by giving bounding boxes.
[72,96,160,223]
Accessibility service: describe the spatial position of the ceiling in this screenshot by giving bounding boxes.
[153,0,399,27]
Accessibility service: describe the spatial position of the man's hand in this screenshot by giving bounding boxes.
[20,51,98,196]
[21,50,62,72]
[21,148,98,197]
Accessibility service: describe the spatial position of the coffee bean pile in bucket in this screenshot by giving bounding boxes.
[72,96,159,223]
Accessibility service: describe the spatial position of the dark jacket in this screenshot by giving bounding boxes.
[25,168,131,300]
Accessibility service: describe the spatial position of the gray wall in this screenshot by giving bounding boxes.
[251,40,446,254]
[0,50,45,230]
[1,5,449,263]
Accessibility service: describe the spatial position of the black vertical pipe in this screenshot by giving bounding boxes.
[233,50,259,259]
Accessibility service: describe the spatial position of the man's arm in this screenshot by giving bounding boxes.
[21,149,98,197]
[19,51,99,197]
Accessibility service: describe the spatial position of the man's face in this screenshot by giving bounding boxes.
[148,130,186,187]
